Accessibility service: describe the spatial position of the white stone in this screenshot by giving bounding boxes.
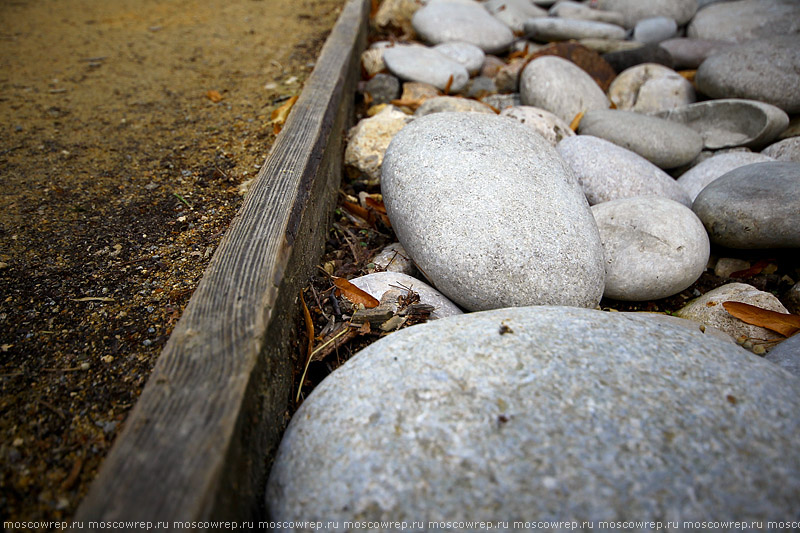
[383,44,470,93]
[595,0,698,28]
[382,112,605,311]
[412,1,515,54]
[592,197,710,301]
[433,42,486,76]
[524,18,627,42]
[549,1,626,26]
[632,17,678,44]
[499,106,575,147]
[349,272,463,320]
[268,306,800,524]
[483,0,547,33]
[520,56,609,123]
[344,106,413,183]
[677,151,775,201]
[608,63,695,113]
[557,135,691,206]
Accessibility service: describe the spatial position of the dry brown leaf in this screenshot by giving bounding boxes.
[301,290,314,358]
[722,301,800,337]
[364,196,386,214]
[333,277,379,308]
[679,70,697,82]
[443,74,454,94]
[205,90,224,103]
[390,98,426,111]
[729,259,776,279]
[341,200,371,221]
[270,95,299,134]
[570,110,585,131]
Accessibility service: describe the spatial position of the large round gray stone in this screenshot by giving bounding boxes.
[677,151,775,201]
[766,333,800,377]
[693,162,800,249]
[578,109,703,169]
[524,17,627,42]
[412,1,515,54]
[557,135,692,206]
[687,0,800,43]
[592,197,710,301]
[595,0,698,28]
[520,56,609,123]
[383,44,470,93]
[267,306,800,525]
[608,63,695,113]
[695,36,800,114]
[381,112,605,311]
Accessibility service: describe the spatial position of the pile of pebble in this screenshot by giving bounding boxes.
[268,0,800,525]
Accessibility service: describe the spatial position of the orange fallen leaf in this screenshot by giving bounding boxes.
[270,95,299,134]
[443,74,454,95]
[205,90,224,103]
[333,277,379,308]
[570,110,585,131]
[341,200,372,222]
[722,301,800,337]
[364,196,386,214]
[679,70,697,82]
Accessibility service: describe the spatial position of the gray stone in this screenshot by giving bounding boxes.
[369,242,418,277]
[463,76,498,99]
[484,0,547,33]
[524,17,627,42]
[579,38,644,54]
[762,137,800,163]
[344,106,413,183]
[635,312,736,344]
[500,106,575,147]
[693,162,800,249]
[595,0,698,28]
[493,58,526,93]
[382,112,605,311]
[578,109,703,169]
[786,282,800,315]
[766,333,800,378]
[654,99,790,151]
[550,1,626,26]
[687,0,800,43]
[480,93,521,111]
[677,151,775,201]
[349,272,463,320]
[608,63,695,113]
[677,283,789,348]
[267,306,800,525]
[414,96,495,116]
[695,36,800,114]
[557,135,692,206]
[520,56,609,123]
[412,1,515,54]
[658,38,735,70]
[592,197,710,301]
[383,44,470,93]
[633,17,677,45]
[364,73,401,105]
[602,43,674,73]
[433,42,486,76]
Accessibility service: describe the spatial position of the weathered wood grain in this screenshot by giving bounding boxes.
[72,0,369,528]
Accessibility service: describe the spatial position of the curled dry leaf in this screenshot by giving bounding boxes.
[205,90,224,103]
[722,301,800,337]
[332,277,380,308]
[570,111,585,132]
[270,95,299,134]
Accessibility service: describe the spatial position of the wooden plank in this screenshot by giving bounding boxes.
[72,0,369,527]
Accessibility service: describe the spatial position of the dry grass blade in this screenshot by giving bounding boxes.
[443,74,454,94]
[333,277,379,308]
[722,301,800,337]
[295,290,316,404]
[569,110,585,132]
[270,94,299,134]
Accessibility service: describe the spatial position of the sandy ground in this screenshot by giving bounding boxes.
[0,0,344,524]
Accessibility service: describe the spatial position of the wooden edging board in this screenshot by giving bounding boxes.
[72,0,369,528]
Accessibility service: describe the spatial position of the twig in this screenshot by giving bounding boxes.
[0,145,23,157]
[37,398,66,420]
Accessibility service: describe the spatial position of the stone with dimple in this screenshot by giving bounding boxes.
[557,135,691,206]
[344,106,412,183]
[267,306,800,525]
[591,197,710,301]
[695,36,800,114]
[382,45,469,93]
[608,63,695,113]
[595,0,698,28]
[524,18,627,42]
[412,1,515,54]
[381,112,605,311]
[578,109,703,169]
[677,151,775,201]
[687,0,800,43]
[433,42,486,76]
[762,137,800,163]
[692,161,800,249]
[632,17,677,45]
[500,106,575,147]
[349,272,463,320]
[520,56,609,123]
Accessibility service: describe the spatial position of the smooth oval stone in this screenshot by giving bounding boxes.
[344,106,413,183]
[433,42,485,76]
[654,99,790,150]
[677,151,775,201]
[364,73,401,106]
[383,44,470,92]
[608,63,695,113]
[524,18,627,42]
[578,109,703,169]
[579,38,644,54]
[762,137,800,163]
[693,162,800,249]
[349,272,463,320]
[412,1,515,54]
[592,197,710,301]
[658,38,734,70]
[267,306,800,524]
[500,105,575,146]
[595,0,698,28]
[414,96,495,116]
[520,56,609,123]
[602,42,673,73]
[632,16,677,44]
[557,135,692,206]
[676,283,790,346]
[523,41,618,92]
[687,0,800,43]
[382,112,605,311]
[695,36,800,114]
[550,1,626,26]
[766,333,800,377]
[484,0,547,32]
